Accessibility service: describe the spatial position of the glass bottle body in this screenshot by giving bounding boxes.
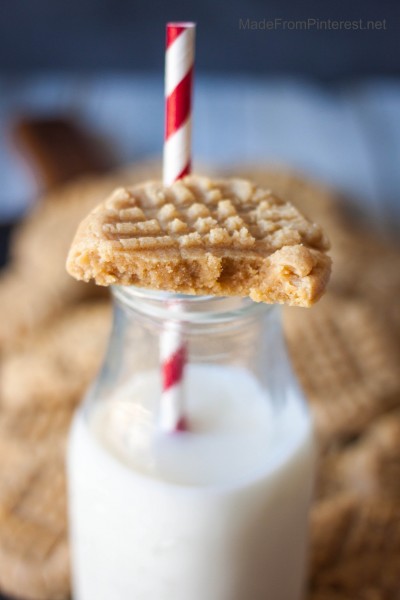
[68,288,315,600]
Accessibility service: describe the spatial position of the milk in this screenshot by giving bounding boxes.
[68,364,314,600]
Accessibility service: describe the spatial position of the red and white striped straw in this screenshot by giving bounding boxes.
[160,22,196,432]
[163,22,195,185]
[160,306,188,432]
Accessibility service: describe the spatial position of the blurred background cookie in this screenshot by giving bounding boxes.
[1,301,111,410]
[317,411,400,500]
[0,439,69,600]
[0,160,162,355]
[310,494,400,599]
[284,294,400,446]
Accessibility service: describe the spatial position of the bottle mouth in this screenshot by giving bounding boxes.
[112,285,275,324]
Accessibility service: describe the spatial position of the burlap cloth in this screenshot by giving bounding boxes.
[0,162,399,600]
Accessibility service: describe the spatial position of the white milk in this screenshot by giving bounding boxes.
[68,364,314,600]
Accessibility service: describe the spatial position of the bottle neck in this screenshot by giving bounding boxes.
[86,285,304,439]
[112,285,275,328]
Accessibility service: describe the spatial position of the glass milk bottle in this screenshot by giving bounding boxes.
[68,287,315,600]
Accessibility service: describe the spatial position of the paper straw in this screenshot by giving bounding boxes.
[159,22,195,432]
[160,301,188,432]
[163,22,195,185]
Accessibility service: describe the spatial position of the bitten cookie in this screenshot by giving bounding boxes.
[67,176,331,307]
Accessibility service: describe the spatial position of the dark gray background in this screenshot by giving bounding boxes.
[0,0,398,80]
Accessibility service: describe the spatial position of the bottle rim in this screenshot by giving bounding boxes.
[111,285,276,324]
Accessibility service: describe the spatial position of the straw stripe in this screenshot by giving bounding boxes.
[165,28,195,96]
[163,117,192,186]
[165,68,193,137]
[162,346,187,391]
[166,23,190,48]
